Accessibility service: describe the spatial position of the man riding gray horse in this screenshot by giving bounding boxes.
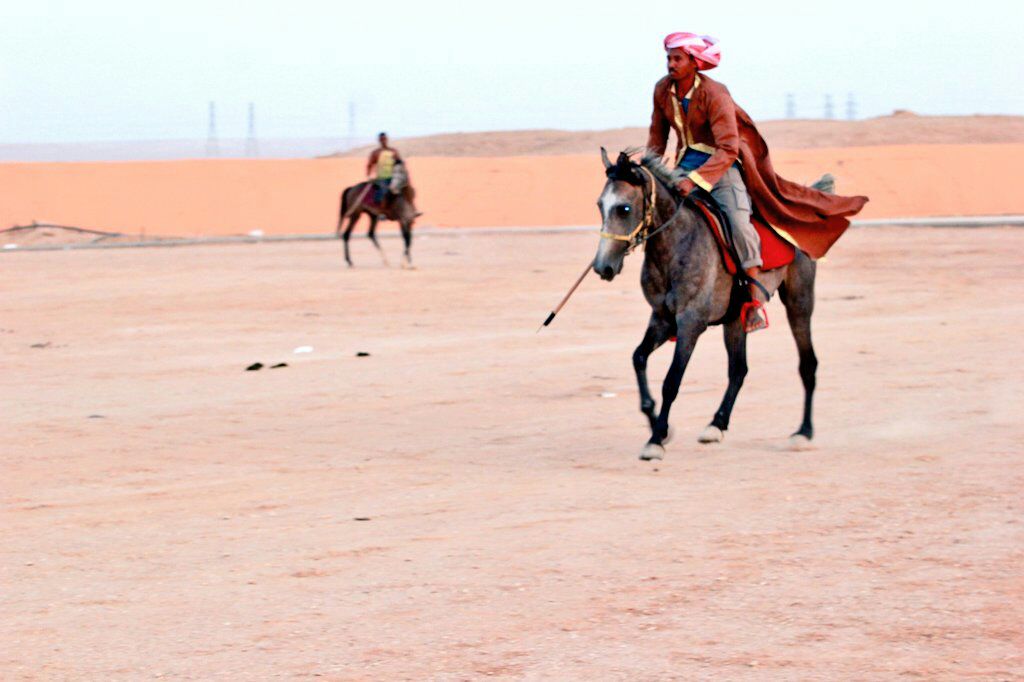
[645,32,867,332]
[591,32,867,459]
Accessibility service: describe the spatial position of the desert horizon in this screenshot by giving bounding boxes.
[2,114,1022,242]
[4,111,1023,163]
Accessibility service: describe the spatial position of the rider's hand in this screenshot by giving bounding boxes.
[677,178,697,196]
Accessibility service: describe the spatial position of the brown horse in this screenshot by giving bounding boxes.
[336,163,420,268]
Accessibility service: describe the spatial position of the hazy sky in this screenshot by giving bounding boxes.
[1,0,1020,143]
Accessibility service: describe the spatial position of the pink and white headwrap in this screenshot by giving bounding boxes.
[663,32,721,70]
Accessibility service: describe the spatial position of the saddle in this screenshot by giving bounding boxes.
[360,181,394,211]
[687,189,796,325]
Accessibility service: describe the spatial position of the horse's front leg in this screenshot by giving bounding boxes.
[399,220,414,269]
[632,313,675,430]
[640,310,708,461]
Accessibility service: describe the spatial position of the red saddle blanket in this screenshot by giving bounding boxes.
[692,201,795,274]
[359,183,387,211]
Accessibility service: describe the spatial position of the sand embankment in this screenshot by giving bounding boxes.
[1,144,1021,238]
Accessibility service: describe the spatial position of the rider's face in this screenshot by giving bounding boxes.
[379,135,388,147]
[666,49,696,81]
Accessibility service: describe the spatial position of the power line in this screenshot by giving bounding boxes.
[824,94,834,120]
[245,102,258,157]
[206,101,219,157]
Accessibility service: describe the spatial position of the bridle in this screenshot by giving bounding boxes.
[601,162,774,305]
[599,164,679,253]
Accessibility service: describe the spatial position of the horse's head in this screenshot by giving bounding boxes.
[391,161,409,191]
[388,164,419,224]
[593,148,650,281]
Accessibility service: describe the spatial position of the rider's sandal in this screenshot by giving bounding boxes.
[741,300,769,334]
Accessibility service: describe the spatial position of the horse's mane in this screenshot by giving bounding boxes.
[639,152,687,191]
[605,148,686,194]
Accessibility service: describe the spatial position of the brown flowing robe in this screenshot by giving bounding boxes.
[647,74,868,258]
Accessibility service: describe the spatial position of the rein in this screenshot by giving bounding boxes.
[544,155,773,333]
[598,163,772,303]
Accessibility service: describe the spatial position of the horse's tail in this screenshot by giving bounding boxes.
[812,173,835,194]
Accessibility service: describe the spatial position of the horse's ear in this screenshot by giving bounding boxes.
[600,147,612,169]
[616,151,631,167]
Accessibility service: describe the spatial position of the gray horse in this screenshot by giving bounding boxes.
[336,162,420,268]
[593,149,830,460]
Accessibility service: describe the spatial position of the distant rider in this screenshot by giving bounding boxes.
[366,132,402,205]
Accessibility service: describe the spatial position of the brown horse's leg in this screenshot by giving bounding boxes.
[633,313,675,431]
[366,215,390,267]
[780,254,818,444]
[701,317,748,442]
[342,211,360,267]
[399,220,413,268]
[641,310,708,460]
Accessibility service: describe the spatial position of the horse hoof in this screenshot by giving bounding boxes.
[788,434,814,451]
[639,443,665,461]
[697,425,724,444]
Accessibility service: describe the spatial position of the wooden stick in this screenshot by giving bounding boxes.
[342,183,374,221]
[538,260,594,332]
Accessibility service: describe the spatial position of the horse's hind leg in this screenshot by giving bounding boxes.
[780,254,818,448]
[367,216,390,267]
[632,313,675,431]
[700,318,748,443]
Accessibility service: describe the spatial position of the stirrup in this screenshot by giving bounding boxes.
[740,300,769,333]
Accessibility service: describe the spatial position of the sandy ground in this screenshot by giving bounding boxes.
[2,144,1023,239]
[2,227,1022,679]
